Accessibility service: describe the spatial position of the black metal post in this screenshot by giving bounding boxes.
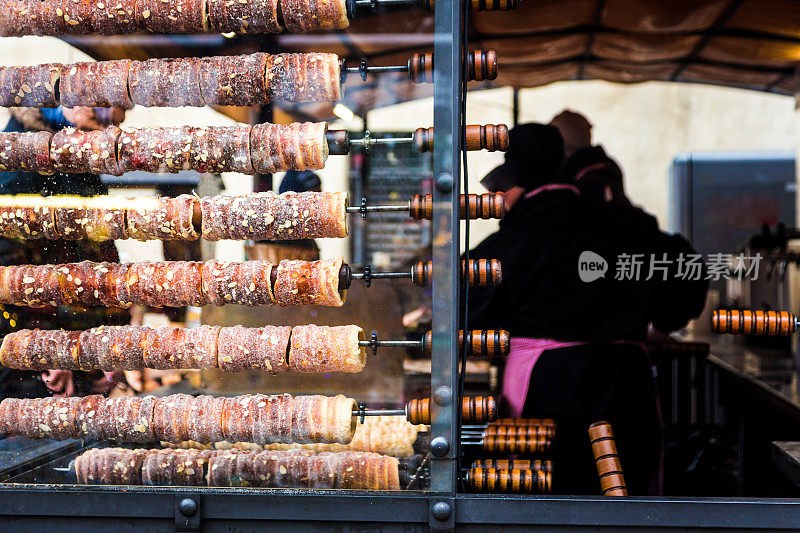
[430,0,463,500]
[512,87,520,127]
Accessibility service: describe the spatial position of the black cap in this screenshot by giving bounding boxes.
[480,123,565,192]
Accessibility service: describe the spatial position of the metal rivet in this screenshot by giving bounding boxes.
[430,436,450,457]
[433,386,452,406]
[431,501,452,521]
[435,172,454,193]
[178,498,197,517]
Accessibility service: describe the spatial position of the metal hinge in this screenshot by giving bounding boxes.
[175,494,201,532]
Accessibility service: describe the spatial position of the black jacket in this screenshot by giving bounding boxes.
[559,145,629,205]
[465,189,707,341]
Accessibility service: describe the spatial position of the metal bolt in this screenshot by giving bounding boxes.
[435,172,454,193]
[431,501,452,521]
[433,386,452,406]
[178,498,197,517]
[430,436,450,457]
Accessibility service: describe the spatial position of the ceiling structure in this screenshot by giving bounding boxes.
[65,0,800,120]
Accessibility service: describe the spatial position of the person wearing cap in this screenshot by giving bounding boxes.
[467,122,707,495]
[549,109,629,205]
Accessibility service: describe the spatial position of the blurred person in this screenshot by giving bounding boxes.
[549,109,629,205]
[0,106,128,401]
[469,123,707,495]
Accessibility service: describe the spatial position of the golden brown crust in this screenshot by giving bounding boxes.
[125,261,204,307]
[280,0,349,32]
[273,257,345,307]
[1,393,359,446]
[0,64,60,107]
[217,325,290,373]
[191,125,254,174]
[265,55,341,103]
[207,0,281,33]
[198,54,269,107]
[118,127,195,173]
[141,448,210,486]
[292,394,356,444]
[200,260,274,306]
[200,192,346,241]
[126,195,199,241]
[289,324,365,373]
[50,127,123,176]
[250,122,329,173]
[153,393,195,443]
[0,132,55,176]
[51,196,128,241]
[143,325,220,369]
[59,60,133,109]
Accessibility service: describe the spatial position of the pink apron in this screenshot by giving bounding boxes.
[501,337,585,418]
[523,183,580,199]
[500,183,584,418]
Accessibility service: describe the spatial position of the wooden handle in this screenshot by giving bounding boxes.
[422,329,510,357]
[465,124,508,151]
[588,421,628,496]
[405,397,430,425]
[467,50,498,81]
[408,53,434,84]
[408,49,498,84]
[468,467,550,494]
[420,0,519,12]
[412,125,508,153]
[711,309,797,336]
[408,193,505,220]
[491,418,556,427]
[471,458,552,473]
[484,424,555,441]
[406,395,497,425]
[463,395,498,424]
[410,259,503,287]
[482,433,550,454]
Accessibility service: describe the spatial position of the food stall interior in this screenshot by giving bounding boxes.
[1,0,800,531]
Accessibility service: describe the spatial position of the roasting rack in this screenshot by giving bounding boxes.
[711,309,799,336]
[358,329,509,357]
[338,258,502,288]
[459,431,552,454]
[405,464,552,494]
[343,192,505,220]
[353,395,497,425]
[327,124,508,154]
[341,49,497,83]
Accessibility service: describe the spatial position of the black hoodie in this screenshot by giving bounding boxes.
[465,188,707,341]
[559,145,629,205]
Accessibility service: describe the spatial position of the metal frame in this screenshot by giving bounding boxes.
[4,1,800,530]
[429,0,463,501]
[3,487,800,531]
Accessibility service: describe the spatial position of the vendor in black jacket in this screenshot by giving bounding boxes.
[467,123,707,495]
